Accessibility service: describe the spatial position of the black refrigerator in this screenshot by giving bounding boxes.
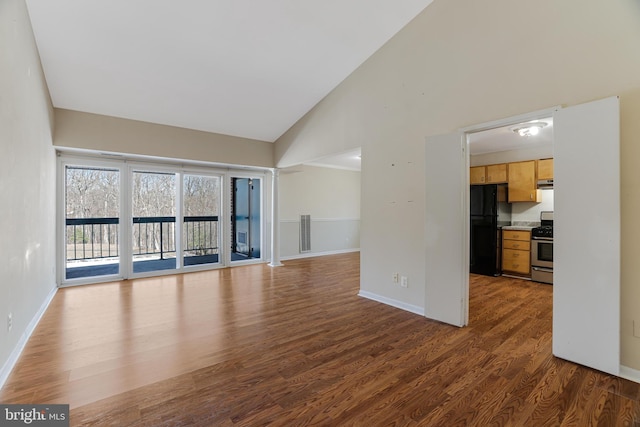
[470,184,511,276]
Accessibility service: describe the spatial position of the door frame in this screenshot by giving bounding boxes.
[226,170,268,266]
[57,155,128,286]
[460,106,562,141]
[127,163,181,279]
[458,99,623,378]
[181,169,225,272]
[458,105,562,319]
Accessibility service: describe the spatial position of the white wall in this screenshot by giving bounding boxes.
[279,165,360,258]
[0,0,57,385]
[511,190,554,223]
[274,0,640,370]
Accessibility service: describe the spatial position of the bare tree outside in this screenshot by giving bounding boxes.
[183,175,220,217]
[65,166,119,262]
[65,167,222,272]
[132,171,176,217]
[132,171,176,260]
[183,175,220,258]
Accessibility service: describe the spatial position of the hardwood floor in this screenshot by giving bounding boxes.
[1,253,638,426]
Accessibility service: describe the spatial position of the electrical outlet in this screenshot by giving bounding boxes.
[7,313,12,332]
[634,320,640,338]
[401,276,408,288]
[393,273,399,283]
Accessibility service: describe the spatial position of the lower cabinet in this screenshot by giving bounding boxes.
[502,230,531,276]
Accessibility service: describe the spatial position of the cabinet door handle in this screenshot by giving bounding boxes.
[530,193,533,200]
[513,244,520,248]
[513,253,519,258]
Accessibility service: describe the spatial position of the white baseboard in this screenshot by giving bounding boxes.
[281,248,360,261]
[358,290,425,316]
[620,365,640,384]
[0,285,57,390]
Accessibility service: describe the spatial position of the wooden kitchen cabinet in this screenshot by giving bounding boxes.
[508,161,540,202]
[470,166,486,184]
[502,230,531,276]
[470,164,507,184]
[486,164,507,183]
[537,158,554,180]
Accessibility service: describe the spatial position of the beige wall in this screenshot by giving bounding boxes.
[278,165,360,258]
[279,165,360,220]
[0,0,56,380]
[274,0,640,370]
[55,109,275,168]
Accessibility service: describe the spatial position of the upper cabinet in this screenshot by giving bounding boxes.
[471,159,550,202]
[508,160,540,202]
[537,158,554,180]
[470,164,507,184]
[486,164,507,183]
[470,166,486,184]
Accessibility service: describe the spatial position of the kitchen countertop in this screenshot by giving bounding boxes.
[502,225,536,231]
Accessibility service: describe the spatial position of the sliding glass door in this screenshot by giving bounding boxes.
[183,174,221,267]
[131,170,177,274]
[64,165,121,280]
[59,156,264,285]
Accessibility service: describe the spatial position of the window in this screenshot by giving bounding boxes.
[58,155,266,285]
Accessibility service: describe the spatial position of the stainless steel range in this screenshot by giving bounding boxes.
[531,211,553,284]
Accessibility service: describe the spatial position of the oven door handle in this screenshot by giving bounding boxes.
[532,266,554,273]
[532,237,553,241]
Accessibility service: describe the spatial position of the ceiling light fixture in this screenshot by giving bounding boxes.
[510,121,548,137]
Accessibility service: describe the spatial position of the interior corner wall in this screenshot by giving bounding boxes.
[54,108,275,168]
[273,0,640,370]
[279,165,360,258]
[0,0,57,383]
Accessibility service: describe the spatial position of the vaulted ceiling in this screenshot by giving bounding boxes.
[26,0,433,143]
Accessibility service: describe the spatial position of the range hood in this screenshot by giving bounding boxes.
[537,179,554,189]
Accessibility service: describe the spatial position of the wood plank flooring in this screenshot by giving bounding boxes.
[1,253,638,426]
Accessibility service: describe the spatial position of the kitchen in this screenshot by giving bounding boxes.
[468,118,554,284]
[425,97,621,378]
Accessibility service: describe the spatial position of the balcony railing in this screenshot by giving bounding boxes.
[66,216,219,262]
[66,217,119,261]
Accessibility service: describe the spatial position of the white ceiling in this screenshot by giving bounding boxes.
[25,0,433,144]
[468,118,554,155]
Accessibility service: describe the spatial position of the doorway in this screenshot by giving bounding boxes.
[425,97,621,376]
[63,165,121,280]
[231,177,261,261]
[131,170,177,274]
[183,173,222,267]
[467,116,554,281]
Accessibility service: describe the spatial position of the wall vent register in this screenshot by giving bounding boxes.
[300,214,311,253]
